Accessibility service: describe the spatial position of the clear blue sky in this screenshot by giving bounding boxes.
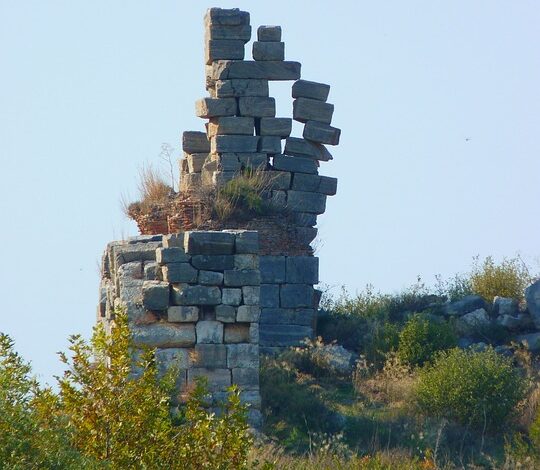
[1,1,539,385]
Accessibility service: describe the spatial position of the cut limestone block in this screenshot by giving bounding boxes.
[207,60,301,81]
[292,79,330,102]
[260,284,280,308]
[222,288,242,306]
[212,154,242,172]
[205,40,245,65]
[156,247,189,264]
[205,23,252,42]
[162,234,184,248]
[224,269,261,286]
[284,137,332,161]
[260,256,286,283]
[257,25,282,42]
[303,121,341,145]
[211,135,260,153]
[191,255,234,271]
[192,344,227,368]
[270,190,287,210]
[238,97,276,117]
[291,173,338,195]
[257,117,292,137]
[188,368,231,391]
[142,281,169,310]
[212,79,269,97]
[286,256,319,284]
[234,231,259,254]
[185,232,236,255]
[234,254,259,270]
[198,270,224,286]
[171,284,222,306]
[224,324,250,343]
[260,307,316,326]
[280,284,316,308]
[296,227,318,245]
[265,170,291,190]
[204,8,250,26]
[196,321,224,344]
[252,41,284,61]
[185,153,208,173]
[182,131,210,153]
[227,344,259,368]
[293,98,334,124]
[207,117,254,136]
[196,98,237,118]
[132,323,196,348]
[180,173,201,191]
[168,306,199,323]
[238,153,267,168]
[162,263,198,283]
[272,154,318,174]
[292,212,318,227]
[216,304,237,322]
[287,190,327,214]
[232,367,259,389]
[155,349,191,372]
[237,305,261,322]
[249,323,259,344]
[213,171,238,186]
[259,324,313,347]
[242,286,260,305]
[258,136,281,154]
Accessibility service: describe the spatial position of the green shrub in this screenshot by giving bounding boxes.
[397,314,456,367]
[416,347,526,429]
[364,322,401,369]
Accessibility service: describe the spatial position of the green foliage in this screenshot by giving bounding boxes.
[470,255,533,302]
[416,347,527,429]
[364,322,400,369]
[397,314,457,367]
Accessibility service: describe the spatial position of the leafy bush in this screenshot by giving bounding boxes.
[470,255,532,302]
[416,347,526,429]
[397,314,457,367]
[364,321,401,369]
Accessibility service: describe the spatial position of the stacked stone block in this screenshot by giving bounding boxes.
[98,231,262,426]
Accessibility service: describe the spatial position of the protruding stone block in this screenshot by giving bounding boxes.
[185,153,208,173]
[182,131,210,153]
[258,136,281,154]
[303,121,341,145]
[257,25,282,42]
[211,135,260,153]
[292,79,330,102]
[207,117,254,136]
[242,286,260,305]
[222,288,242,306]
[185,231,236,255]
[207,60,301,81]
[273,155,318,174]
[162,263,198,283]
[193,344,227,368]
[224,324,250,343]
[198,270,224,286]
[238,97,276,117]
[293,98,334,124]
[287,190,327,214]
[253,41,284,61]
[280,284,316,308]
[204,8,250,26]
[213,79,269,97]
[237,305,261,322]
[286,256,319,284]
[227,344,259,368]
[171,285,222,306]
[224,269,261,286]
[142,281,169,310]
[284,137,332,161]
[292,212,318,227]
[168,306,199,323]
[259,256,286,283]
[258,117,292,137]
[196,98,237,118]
[216,304,237,322]
[296,227,318,245]
[132,323,196,348]
[205,24,252,42]
[196,321,224,344]
[205,40,245,65]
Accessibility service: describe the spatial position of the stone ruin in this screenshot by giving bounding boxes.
[97,7,341,425]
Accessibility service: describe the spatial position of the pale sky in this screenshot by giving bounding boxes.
[1,0,539,384]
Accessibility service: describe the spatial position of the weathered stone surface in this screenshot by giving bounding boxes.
[253,41,284,61]
[188,368,231,391]
[155,348,190,372]
[242,286,260,305]
[222,288,243,306]
[270,190,287,209]
[284,137,332,161]
[237,305,261,322]
[296,226,318,245]
[287,190,327,214]
[260,308,316,326]
[205,40,245,65]
[234,254,259,270]
[227,344,259,368]
[168,306,199,323]
[258,136,282,154]
[443,295,488,316]
[185,231,236,255]
[213,79,269,97]
[212,171,238,186]
[113,243,161,268]
[303,120,341,145]
[259,323,313,347]
[258,117,292,137]
[525,280,540,329]
[180,173,202,191]
[249,323,259,343]
[286,256,319,284]
[257,25,281,42]
[196,97,237,118]
[162,234,184,248]
[204,8,249,26]
[212,154,242,172]
[171,285,222,306]
[496,314,522,331]
[224,269,261,286]
[292,79,330,102]
[191,254,234,271]
[207,117,254,136]
[205,23,251,42]
[208,60,301,81]
[260,284,280,308]
[132,323,196,348]
[182,131,210,153]
[238,97,276,117]
[515,332,540,352]
[193,344,227,368]
[318,176,338,195]
[144,262,159,280]
[162,263,198,283]
[292,212,318,227]
[240,390,262,408]
[237,153,267,168]
[198,270,224,286]
[118,261,143,281]
[216,304,236,322]
[156,247,189,264]
[232,367,259,389]
[272,155,318,174]
[280,284,315,308]
[142,281,169,310]
[196,321,224,344]
[184,153,208,173]
[311,344,356,376]
[260,256,286,283]
[293,98,334,124]
[493,297,518,316]
[265,170,291,190]
[211,135,259,153]
[224,324,250,343]
[234,230,259,254]
[457,308,491,334]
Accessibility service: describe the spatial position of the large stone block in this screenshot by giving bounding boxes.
[260,284,280,308]
[212,154,242,172]
[188,368,231,391]
[234,254,259,270]
[252,41,284,61]
[113,243,161,268]
[207,60,301,81]
[259,324,314,347]
[171,285,222,306]
[213,79,269,98]
[142,281,169,310]
[287,190,327,214]
[303,120,341,146]
[216,304,237,322]
[242,286,260,305]
[257,25,281,42]
[292,79,330,102]
[292,212,318,227]
[205,39,245,65]
[196,97,237,118]
[258,117,292,137]
[193,344,227,368]
[240,390,262,409]
[132,323,196,348]
[222,288,242,306]
[211,135,259,153]
[237,153,268,168]
[212,171,238,186]
[272,155,318,174]
[196,321,224,344]
[249,323,259,344]
[259,256,286,283]
[191,254,234,271]
[182,131,210,153]
[207,117,254,136]
[162,263,198,283]
[224,269,261,286]
[280,284,316,308]
[265,171,291,190]
[162,234,184,248]
[155,348,190,372]
[205,8,249,26]
[185,231,236,255]
[291,173,337,195]
[286,256,319,284]
[238,97,276,117]
[296,227,318,245]
[227,344,259,368]
[258,136,282,154]
[156,247,189,264]
[293,98,334,124]
[224,324,250,343]
[284,137,332,161]
[237,305,261,322]
[198,270,224,286]
[205,23,251,42]
[185,153,208,173]
[232,367,259,389]
[260,308,316,326]
[234,230,259,254]
[168,306,199,323]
